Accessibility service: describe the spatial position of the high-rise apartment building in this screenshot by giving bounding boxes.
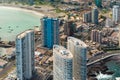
[64,20,76,36]
[16,30,35,80]
[91,29,102,43]
[94,0,102,8]
[105,18,114,27]
[112,5,120,23]
[92,8,99,24]
[53,45,73,80]
[119,24,120,47]
[83,11,92,23]
[41,17,59,49]
[67,37,87,80]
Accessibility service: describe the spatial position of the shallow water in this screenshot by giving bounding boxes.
[106,61,120,77]
[0,7,41,41]
[97,58,120,80]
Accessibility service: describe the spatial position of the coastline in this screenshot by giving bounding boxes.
[0,6,44,17]
[0,4,45,41]
[0,3,65,17]
[0,3,65,41]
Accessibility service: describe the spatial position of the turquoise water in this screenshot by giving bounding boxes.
[97,60,120,80]
[0,7,41,41]
[106,61,120,78]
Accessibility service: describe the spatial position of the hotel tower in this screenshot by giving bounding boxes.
[16,30,35,80]
[41,17,59,49]
[67,37,87,80]
[53,45,73,80]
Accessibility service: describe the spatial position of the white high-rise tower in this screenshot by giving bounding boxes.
[16,30,35,80]
[53,45,73,80]
[113,5,120,23]
[67,37,87,80]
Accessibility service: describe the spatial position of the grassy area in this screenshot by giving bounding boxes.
[34,0,54,6]
[110,13,112,18]
[107,50,120,54]
[55,8,66,13]
[102,47,120,52]
[101,9,109,14]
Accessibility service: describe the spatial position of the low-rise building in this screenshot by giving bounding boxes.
[0,59,8,68]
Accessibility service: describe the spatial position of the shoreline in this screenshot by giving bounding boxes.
[0,4,45,42]
[0,6,44,17]
[0,3,65,17]
[0,3,65,41]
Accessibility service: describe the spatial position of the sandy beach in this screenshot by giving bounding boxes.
[0,3,65,17]
[0,6,44,17]
[0,4,65,40]
[0,5,42,41]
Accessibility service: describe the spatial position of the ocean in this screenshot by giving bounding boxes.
[0,6,42,41]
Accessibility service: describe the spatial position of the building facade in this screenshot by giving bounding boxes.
[64,20,76,36]
[41,17,59,49]
[105,18,114,27]
[92,8,99,24]
[119,24,120,47]
[53,45,73,80]
[94,0,102,8]
[67,37,87,80]
[112,5,120,24]
[83,11,92,23]
[91,29,102,43]
[16,30,35,80]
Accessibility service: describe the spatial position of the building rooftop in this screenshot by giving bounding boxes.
[113,5,119,8]
[35,47,48,54]
[41,17,58,21]
[68,37,87,48]
[0,59,8,67]
[17,29,33,39]
[53,45,73,59]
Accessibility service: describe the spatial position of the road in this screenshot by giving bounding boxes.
[0,61,15,79]
[87,52,120,66]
